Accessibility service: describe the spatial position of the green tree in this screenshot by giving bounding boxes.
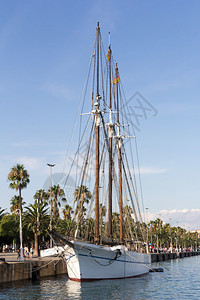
[56,218,75,237]
[112,212,120,240]
[8,164,30,212]
[62,204,73,221]
[99,204,106,237]
[58,204,74,237]
[85,217,95,241]
[47,185,66,229]
[74,185,91,238]
[123,205,134,240]
[8,164,30,258]
[0,214,19,246]
[100,204,106,221]
[10,196,25,213]
[24,201,49,255]
[74,185,91,220]
[34,189,48,204]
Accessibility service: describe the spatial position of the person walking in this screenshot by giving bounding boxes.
[30,247,33,258]
[17,248,20,259]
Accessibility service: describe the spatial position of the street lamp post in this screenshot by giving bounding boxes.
[158,213,162,249]
[47,163,55,248]
[176,222,179,252]
[15,208,24,261]
[145,208,149,254]
[182,224,186,250]
[169,218,172,253]
[37,195,40,257]
[195,232,198,251]
[157,235,159,253]
[19,208,24,261]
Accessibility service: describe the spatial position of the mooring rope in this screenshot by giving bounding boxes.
[5,256,64,274]
[126,252,169,281]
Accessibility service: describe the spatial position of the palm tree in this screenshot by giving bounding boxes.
[47,184,66,228]
[10,196,26,213]
[24,201,49,256]
[74,185,92,203]
[32,189,49,254]
[8,164,30,259]
[74,186,91,219]
[112,212,120,240]
[153,218,163,249]
[100,204,106,220]
[34,189,48,203]
[74,185,91,238]
[149,220,154,248]
[99,204,106,238]
[123,205,134,240]
[8,164,29,209]
[62,204,73,221]
[85,217,95,241]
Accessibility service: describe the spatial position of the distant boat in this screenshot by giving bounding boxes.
[51,22,151,281]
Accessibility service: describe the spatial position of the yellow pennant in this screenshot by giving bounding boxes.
[106,50,110,61]
[112,76,120,85]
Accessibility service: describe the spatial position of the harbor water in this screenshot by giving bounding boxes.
[1,255,200,299]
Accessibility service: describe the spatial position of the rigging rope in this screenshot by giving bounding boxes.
[60,36,97,185]
[119,83,146,218]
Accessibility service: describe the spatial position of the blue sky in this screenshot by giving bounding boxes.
[1,0,200,228]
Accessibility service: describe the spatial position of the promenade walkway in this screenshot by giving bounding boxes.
[0,252,50,263]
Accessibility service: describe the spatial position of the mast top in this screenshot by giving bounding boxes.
[108,32,111,47]
[97,21,100,28]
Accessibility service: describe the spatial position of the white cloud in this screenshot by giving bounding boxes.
[17,157,41,171]
[145,209,200,230]
[135,167,167,175]
[0,155,44,175]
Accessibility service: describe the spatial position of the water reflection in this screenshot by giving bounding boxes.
[1,257,200,299]
[64,275,151,300]
[65,280,81,299]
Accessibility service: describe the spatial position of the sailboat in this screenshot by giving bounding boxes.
[51,22,151,281]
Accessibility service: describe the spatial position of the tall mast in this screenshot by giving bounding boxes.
[108,36,113,238]
[116,63,123,244]
[95,21,100,244]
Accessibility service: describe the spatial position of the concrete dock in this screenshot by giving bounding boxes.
[0,253,67,284]
[151,251,200,262]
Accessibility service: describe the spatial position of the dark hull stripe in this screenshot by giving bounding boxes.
[77,253,150,264]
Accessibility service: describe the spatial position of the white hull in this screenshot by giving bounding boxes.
[64,241,151,281]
